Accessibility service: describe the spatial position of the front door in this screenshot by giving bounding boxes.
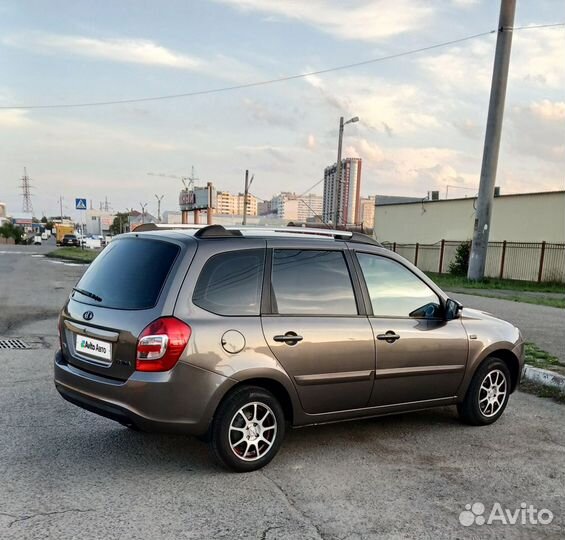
[261,246,375,414]
[355,252,468,407]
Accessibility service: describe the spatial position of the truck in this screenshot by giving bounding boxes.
[55,224,75,246]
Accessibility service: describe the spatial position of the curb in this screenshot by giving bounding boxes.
[521,365,565,395]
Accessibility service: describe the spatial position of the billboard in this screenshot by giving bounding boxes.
[179,186,216,211]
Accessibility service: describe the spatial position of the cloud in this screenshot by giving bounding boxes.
[418,38,493,93]
[304,73,442,135]
[242,98,297,127]
[214,0,432,42]
[307,134,316,150]
[0,110,34,127]
[511,27,565,89]
[2,33,262,82]
[3,33,201,69]
[508,100,565,162]
[346,138,385,163]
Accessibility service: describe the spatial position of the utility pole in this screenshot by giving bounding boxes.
[242,170,254,225]
[206,182,214,225]
[154,194,164,222]
[59,196,63,222]
[140,202,147,224]
[468,0,516,280]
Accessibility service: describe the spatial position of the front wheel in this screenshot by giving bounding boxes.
[211,386,285,472]
[458,357,511,426]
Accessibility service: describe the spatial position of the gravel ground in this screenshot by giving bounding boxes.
[1,247,563,539]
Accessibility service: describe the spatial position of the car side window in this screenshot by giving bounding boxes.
[357,253,442,318]
[193,249,264,316]
[271,249,357,315]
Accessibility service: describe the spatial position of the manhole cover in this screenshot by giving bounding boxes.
[0,338,30,350]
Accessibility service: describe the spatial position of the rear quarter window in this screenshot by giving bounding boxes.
[73,238,180,310]
[192,249,265,316]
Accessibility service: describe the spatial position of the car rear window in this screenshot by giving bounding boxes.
[73,238,180,310]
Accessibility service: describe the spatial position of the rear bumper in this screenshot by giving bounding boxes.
[54,350,236,435]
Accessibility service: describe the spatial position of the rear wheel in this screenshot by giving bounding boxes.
[458,357,510,425]
[211,386,285,472]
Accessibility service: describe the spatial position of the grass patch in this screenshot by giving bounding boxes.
[524,342,561,370]
[46,247,99,263]
[425,272,564,294]
[519,381,565,404]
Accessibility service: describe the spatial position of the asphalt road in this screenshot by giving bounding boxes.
[1,247,564,539]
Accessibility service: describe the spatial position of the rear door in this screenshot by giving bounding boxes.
[261,240,375,414]
[353,250,468,406]
[61,235,193,381]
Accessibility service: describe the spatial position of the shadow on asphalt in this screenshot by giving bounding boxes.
[53,406,463,473]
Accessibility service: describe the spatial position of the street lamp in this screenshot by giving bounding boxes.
[333,115,359,226]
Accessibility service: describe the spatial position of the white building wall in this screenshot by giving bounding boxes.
[375,191,565,243]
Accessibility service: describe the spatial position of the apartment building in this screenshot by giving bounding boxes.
[216,191,258,216]
[322,158,362,225]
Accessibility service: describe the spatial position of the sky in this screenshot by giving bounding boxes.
[0,0,563,220]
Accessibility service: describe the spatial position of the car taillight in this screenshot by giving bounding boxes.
[136,317,191,372]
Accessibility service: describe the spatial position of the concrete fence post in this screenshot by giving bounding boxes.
[538,241,547,283]
[499,240,507,279]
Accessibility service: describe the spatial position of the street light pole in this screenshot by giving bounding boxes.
[333,116,359,227]
[333,117,344,227]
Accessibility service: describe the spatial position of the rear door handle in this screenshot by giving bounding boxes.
[376,331,400,343]
[273,332,303,345]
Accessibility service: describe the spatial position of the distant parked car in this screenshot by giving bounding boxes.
[33,235,42,245]
[41,232,49,241]
[61,234,80,247]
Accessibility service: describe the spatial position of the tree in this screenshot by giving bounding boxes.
[40,216,47,223]
[109,212,130,235]
[448,241,471,276]
[0,223,23,244]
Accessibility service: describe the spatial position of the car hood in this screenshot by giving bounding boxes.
[460,307,522,344]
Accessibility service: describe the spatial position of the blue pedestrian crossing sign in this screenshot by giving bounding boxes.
[75,198,87,210]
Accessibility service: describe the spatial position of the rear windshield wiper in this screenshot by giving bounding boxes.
[72,287,103,302]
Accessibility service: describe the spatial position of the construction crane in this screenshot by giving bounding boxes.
[147,166,200,190]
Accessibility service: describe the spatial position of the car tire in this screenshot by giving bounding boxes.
[211,386,285,472]
[458,357,511,426]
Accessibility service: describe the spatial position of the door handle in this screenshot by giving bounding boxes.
[376,331,400,343]
[273,332,303,345]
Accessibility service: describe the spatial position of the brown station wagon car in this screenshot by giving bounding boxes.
[54,224,524,471]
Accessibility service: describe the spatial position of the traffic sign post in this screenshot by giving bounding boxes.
[75,198,87,249]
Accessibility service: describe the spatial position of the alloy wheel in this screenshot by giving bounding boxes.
[478,369,507,418]
[229,402,277,462]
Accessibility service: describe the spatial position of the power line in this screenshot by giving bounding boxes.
[1,23,560,111]
[0,30,497,110]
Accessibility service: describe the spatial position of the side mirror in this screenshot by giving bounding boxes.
[445,298,463,321]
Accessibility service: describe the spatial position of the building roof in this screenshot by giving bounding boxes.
[375,190,565,207]
[375,195,422,206]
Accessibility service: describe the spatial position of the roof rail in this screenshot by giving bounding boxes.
[194,225,242,238]
[132,223,381,246]
[132,223,200,232]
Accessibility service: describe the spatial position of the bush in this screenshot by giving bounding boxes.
[0,223,24,244]
[448,241,471,276]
